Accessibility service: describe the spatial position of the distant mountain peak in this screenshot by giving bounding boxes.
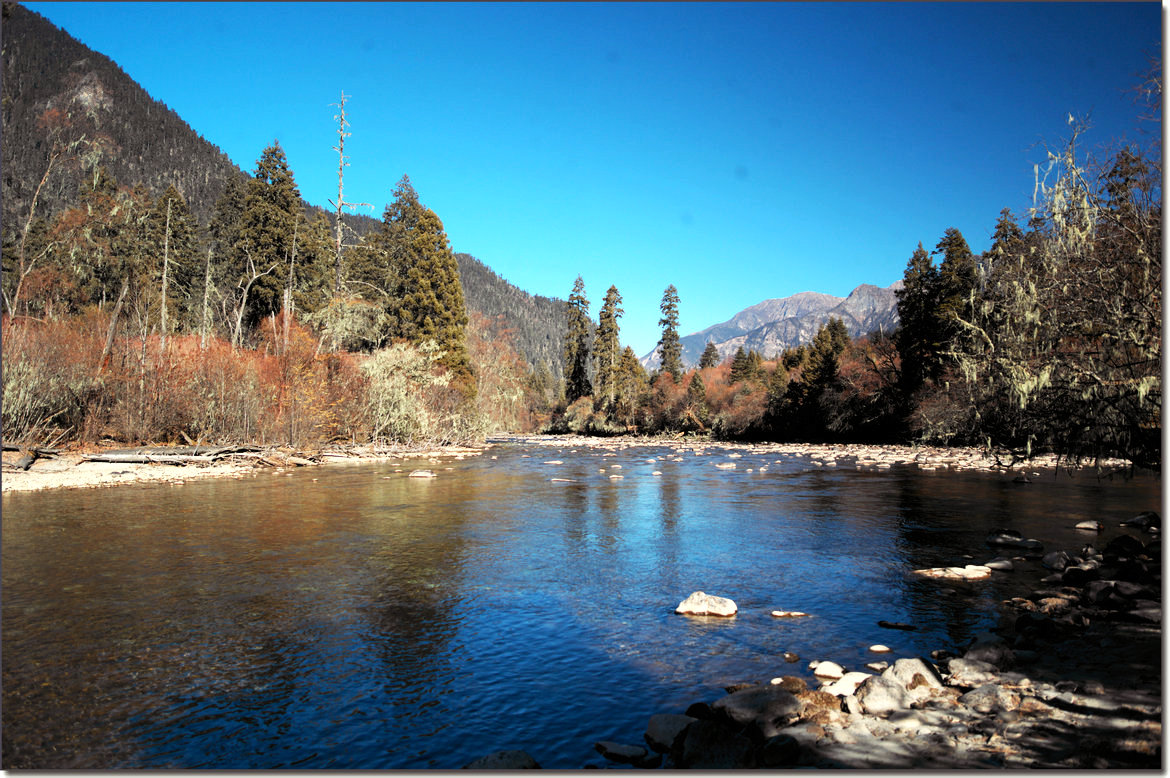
[641,282,900,369]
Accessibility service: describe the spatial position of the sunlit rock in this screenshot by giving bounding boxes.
[912,565,992,581]
[408,470,436,478]
[676,591,737,617]
[770,610,810,618]
[823,671,873,696]
[811,660,844,680]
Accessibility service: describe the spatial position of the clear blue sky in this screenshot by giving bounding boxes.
[27,2,1161,357]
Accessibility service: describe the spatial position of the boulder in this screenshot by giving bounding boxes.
[759,734,800,766]
[946,657,999,687]
[675,591,737,616]
[869,644,892,653]
[408,469,437,479]
[912,565,992,581]
[684,701,715,720]
[1105,534,1145,558]
[644,714,696,753]
[675,719,756,769]
[712,685,801,738]
[1060,565,1098,586]
[782,652,800,663]
[1042,550,1071,571]
[770,676,807,694]
[958,683,1021,714]
[462,750,541,769]
[885,657,945,692]
[811,660,845,680]
[1075,520,1104,532]
[963,632,1015,669]
[593,740,647,765]
[823,671,873,697]
[854,675,907,716]
[984,557,1014,571]
[1120,511,1160,532]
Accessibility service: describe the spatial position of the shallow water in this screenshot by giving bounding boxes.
[1,442,1159,768]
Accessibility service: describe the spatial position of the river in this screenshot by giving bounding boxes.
[1,440,1159,768]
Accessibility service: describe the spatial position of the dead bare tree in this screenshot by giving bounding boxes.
[328,91,372,297]
[231,242,277,349]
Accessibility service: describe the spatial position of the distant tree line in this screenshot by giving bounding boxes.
[549,80,1161,470]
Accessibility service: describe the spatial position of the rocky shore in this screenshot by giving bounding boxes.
[466,511,1162,770]
[0,443,484,493]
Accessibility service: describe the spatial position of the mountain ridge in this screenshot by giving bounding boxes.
[642,280,902,369]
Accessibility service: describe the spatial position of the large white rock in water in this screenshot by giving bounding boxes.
[912,565,992,581]
[675,591,738,616]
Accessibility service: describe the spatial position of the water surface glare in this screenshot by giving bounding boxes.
[2,443,1159,768]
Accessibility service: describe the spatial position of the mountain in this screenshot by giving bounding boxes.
[642,281,901,369]
[2,2,566,374]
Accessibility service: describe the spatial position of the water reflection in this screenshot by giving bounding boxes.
[2,448,1159,768]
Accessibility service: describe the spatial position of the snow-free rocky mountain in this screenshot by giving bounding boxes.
[642,281,902,369]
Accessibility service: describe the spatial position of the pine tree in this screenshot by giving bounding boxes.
[563,275,592,403]
[235,142,303,329]
[657,284,682,381]
[729,346,750,383]
[380,177,471,384]
[699,341,720,369]
[593,285,624,410]
[895,241,941,396]
[685,370,709,427]
[934,227,977,343]
[613,345,647,427]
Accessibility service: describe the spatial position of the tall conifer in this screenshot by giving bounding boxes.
[657,284,682,381]
[563,276,592,402]
[593,285,624,410]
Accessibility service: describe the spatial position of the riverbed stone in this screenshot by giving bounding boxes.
[644,714,696,753]
[884,657,946,705]
[823,671,873,697]
[984,557,1014,571]
[963,632,1015,669]
[675,591,737,616]
[854,675,907,716]
[947,658,999,687]
[712,685,801,738]
[1042,550,1071,570]
[675,719,756,769]
[760,734,800,766]
[958,683,1021,714]
[463,749,541,769]
[811,660,844,680]
[1076,520,1104,532]
[593,740,647,765]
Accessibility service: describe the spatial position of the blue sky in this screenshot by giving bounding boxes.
[28,2,1161,357]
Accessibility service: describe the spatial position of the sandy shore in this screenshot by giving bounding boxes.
[1,443,486,493]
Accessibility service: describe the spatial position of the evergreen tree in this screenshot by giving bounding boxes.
[729,346,750,383]
[895,242,941,396]
[235,141,303,328]
[746,349,764,381]
[699,341,721,369]
[563,275,592,403]
[656,284,682,381]
[379,177,471,383]
[613,345,647,427]
[593,284,624,410]
[934,227,978,344]
[685,370,709,428]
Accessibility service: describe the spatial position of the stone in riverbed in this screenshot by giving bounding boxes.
[1075,520,1104,532]
[675,719,756,769]
[946,657,999,687]
[810,660,845,680]
[959,683,1021,714]
[462,750,541,769]
[823,671,873,697]
[644,713,697,753]
[675,591,737,616]
[854,675,907,716]
[912,565,992,581]
[984,557,1014,571]
[593,740,648,765]
[712,685,801,738]
[759,734,801,766]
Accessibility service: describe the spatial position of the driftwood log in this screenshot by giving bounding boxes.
[2,443,62,471]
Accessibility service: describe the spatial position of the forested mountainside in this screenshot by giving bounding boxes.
[1,1,568,374]
[1,1,240,227]
[455,253,567,381]
[642,282,900,369]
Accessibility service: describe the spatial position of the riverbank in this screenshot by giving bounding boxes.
[0,442,485,493]
[471,516,1163,769]
[3,433,1135,494]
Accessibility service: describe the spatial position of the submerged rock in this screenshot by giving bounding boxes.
[463,750,541,769]
[675,591,737,616]
[644,713,696,754]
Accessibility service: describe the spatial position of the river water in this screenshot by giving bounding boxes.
[1,440,1160,768]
